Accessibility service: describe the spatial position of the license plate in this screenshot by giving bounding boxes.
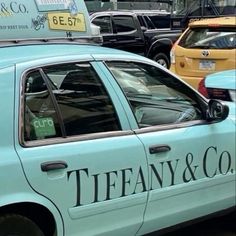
[48,13,86,32]
[199,60,215,70]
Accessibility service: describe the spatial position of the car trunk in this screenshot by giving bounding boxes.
[175,48,235,77]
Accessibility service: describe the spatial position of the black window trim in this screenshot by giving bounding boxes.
[134,120,209,135]
[39,68,67,138]
[22,130,134,148]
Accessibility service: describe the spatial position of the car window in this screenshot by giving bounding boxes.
[92,16,113,34]
[113,15,136,33]
[179,27,236,49]
[106,61,203,128]
[137,15,156,29]
[23,63,120,141]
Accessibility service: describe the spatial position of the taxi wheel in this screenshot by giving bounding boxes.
[153,53,170,69]
[0,214,45,236]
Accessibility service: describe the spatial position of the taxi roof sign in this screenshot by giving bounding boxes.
[0,0,100,43]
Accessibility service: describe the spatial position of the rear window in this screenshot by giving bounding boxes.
[179,27,236,49]
[23,63,120,142]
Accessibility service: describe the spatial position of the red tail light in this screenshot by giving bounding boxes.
[198,78,209,98]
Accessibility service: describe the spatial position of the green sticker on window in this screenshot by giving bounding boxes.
[32,117,56,138]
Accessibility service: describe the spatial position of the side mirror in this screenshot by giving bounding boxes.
[207,99,229,121]
[140,26,147,32]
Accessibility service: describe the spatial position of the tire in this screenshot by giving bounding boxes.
[152,52,170,69]
[0,214,45,236]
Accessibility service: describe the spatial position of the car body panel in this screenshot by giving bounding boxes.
[174,49,235,77]
[137,121,236,234]
[203,69,236,103]
[188,17,236,28]
[0,65,65,236]
[205,70,236,90]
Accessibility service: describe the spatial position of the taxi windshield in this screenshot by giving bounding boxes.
[179,27,236,49]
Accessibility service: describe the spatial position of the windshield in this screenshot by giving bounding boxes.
[179,27,236,49]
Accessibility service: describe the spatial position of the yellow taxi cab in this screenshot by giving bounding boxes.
[170,16,236,89]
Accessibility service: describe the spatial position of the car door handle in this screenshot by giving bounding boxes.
[41,161,68,172]
[149,145,171,154]
[109,39,117,42]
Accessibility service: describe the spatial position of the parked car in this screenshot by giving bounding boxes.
[90,10,181,68]
[87,0,236,71]
[198,69,236,102]
[0,1,235,236]
[170,16,236,89]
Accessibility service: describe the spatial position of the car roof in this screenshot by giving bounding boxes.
[90,10,136,17]
[90,9,169,17]
[0,43,148,69]
[189,16,236,28]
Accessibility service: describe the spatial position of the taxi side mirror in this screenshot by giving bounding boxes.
[207,99,229,121]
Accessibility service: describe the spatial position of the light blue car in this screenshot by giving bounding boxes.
[0,1,235,236]
[198,69,236,119]
[199,70,236,103]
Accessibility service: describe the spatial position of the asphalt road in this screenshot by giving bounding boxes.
[147,211,236,236]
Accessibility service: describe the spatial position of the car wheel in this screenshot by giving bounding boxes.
[0,214,45,236]
[153,53,170,68]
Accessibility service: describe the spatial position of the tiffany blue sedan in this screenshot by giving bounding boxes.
[0,41,235,236]
[1,0,235,234]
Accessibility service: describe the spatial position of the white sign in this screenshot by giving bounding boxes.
[36,0,69,6]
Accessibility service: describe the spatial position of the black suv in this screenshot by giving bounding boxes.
[90,10,180,68]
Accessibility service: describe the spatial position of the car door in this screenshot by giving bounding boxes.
[14,60,149,236]
[104,60,236,235]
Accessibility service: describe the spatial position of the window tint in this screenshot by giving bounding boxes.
[92,16,112,34]
[106,61,203,128]
[23,63,120,141]
[113,16,136,33]
[179,27,236,49]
